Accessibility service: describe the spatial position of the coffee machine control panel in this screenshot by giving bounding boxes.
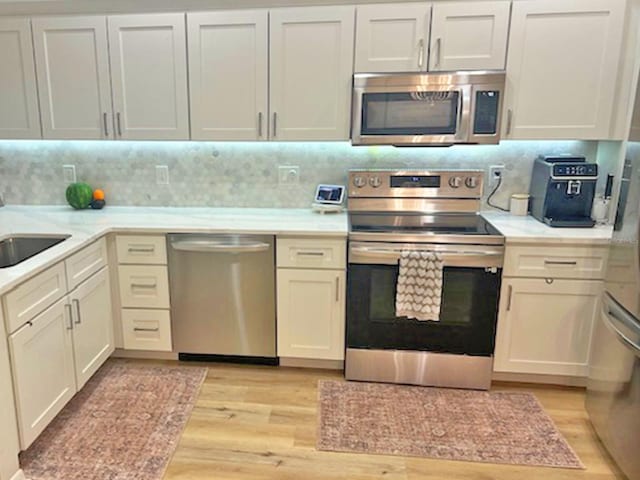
[552,163,598,178]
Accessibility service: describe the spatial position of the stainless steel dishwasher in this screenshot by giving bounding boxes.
[168,234,276,363]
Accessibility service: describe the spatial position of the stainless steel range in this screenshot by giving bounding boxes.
[345,170,504,390]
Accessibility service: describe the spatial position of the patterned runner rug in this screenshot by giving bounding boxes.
[318,380,583,469]
[21,359,207,480]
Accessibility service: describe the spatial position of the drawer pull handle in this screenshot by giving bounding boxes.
[65,303,73,330]
[544,260,577,266]
[131,283,157,289]
[545,278,554,284]
[128,247,155,253]
[506,285,513,311]
[134,327,160,332]
[297,251,324,257]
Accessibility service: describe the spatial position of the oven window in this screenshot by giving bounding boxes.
[348,263,502,356]
[361,91,459,135]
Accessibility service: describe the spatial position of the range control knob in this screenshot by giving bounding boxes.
[465,176,479,189]
[369,176,382,188]
[448,176,463,188]
[353,176,367,188]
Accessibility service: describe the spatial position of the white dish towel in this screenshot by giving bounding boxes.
[395,250,444,321]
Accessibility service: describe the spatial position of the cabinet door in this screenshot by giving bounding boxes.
[494,278,602,377]
[9,297,76,450]
[429,1,510,71]
[0,18,41,139]
[70,267,114,389]
[503,0,625,140]
[270,6,355,141]
[188,10,268,141]
[32,16,113,140]
[354,3,430,73]
[108,13,189,140]
[277,269,345,360]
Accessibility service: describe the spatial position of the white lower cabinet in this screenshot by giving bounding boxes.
[70,267,114,389]
[9,297,76,449]
[494,277,602,377]
[7,265,113,450]
[277,269,345,360]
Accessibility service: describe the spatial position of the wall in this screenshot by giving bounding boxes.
[0,139,613,210]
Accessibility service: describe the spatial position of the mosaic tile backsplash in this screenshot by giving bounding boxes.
[0,140,607,209]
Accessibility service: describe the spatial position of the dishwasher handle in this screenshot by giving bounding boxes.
[171,239,271,254]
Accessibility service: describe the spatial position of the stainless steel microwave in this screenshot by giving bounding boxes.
[351,71,506,146]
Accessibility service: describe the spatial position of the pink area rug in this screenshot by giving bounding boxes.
[21,359,207,480]
[317,380,583,469]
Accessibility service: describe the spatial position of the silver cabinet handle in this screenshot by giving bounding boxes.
[116,112,122,137]
[506,109,513,135]
[418,38,425,69]
[506,284,513,311]
[335,276,340,302]
[72,299,81,324]
[65,303,74,330]
[258,112,263,138]
[544,260,578,266]
[134,327,160,332]
[128,247,155,253]
[103,112,109,137]
[273,112,277,138]
[434,37,441,68]
[131,283,157,289]
[296,251,325,257]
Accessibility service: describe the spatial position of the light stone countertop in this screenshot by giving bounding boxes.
[481,211,613,245]
[0,205,348,296]
[0,206,614,296]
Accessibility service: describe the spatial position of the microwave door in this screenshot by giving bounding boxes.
[352,87,469,145]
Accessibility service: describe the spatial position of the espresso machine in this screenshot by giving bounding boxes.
[529,156,597,227]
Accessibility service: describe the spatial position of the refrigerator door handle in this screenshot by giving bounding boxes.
[602,294,640,357]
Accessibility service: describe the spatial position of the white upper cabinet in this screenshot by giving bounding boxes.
[32,16,113,140]
[0,18,41,139]
[429,1,510,71]
[504,0,626,140]
[108,13,189,140]
[355,3,430,73]
[188,10,268,141]
[270,6,355,141]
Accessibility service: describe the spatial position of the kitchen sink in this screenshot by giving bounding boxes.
[0,235,70,268]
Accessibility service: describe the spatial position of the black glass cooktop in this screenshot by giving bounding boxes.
[349,213,501,236]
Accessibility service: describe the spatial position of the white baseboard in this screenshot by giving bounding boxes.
[111,349,178,360]
[492,371,586,387]
[279,357,344,370]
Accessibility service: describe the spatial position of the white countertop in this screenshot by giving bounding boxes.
[482,211,613,245]
[0,205,614,296]
[0,205,348,296]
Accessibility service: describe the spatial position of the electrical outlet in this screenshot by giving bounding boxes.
[156,165,169,185]
[62,165,76,184]
[489,165,505,183]
[278,165,300,185]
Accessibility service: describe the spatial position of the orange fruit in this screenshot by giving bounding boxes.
[93,189,105,201]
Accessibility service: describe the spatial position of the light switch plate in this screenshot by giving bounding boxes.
[156,165,169,185]
[278,165,300,185]
[63,165,76,184]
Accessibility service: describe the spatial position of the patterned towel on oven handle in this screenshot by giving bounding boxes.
[395,250,444,322]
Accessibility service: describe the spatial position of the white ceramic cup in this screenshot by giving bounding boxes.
[510,194,529,216]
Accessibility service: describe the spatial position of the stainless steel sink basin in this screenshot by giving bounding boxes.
[0,235,70,268]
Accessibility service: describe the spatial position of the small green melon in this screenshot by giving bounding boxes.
[65,183,93,209]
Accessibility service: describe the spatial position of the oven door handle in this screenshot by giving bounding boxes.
[350,246,503,259]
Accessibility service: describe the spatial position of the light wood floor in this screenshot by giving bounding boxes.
[164,363,624,480]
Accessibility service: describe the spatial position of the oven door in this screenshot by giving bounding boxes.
[347,242,503,356]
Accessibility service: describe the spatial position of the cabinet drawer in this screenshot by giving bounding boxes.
[118,265,170,309]
[277,237,346,269]
[122,309,172,351]
[116,235,167,265]
[4,262,67,334]
[503,244,608,280]
[65,238,107,291]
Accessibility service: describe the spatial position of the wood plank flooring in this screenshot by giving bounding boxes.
[164,363,624,480]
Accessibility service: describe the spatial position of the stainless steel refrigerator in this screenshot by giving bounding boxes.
[586,76,640,480]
